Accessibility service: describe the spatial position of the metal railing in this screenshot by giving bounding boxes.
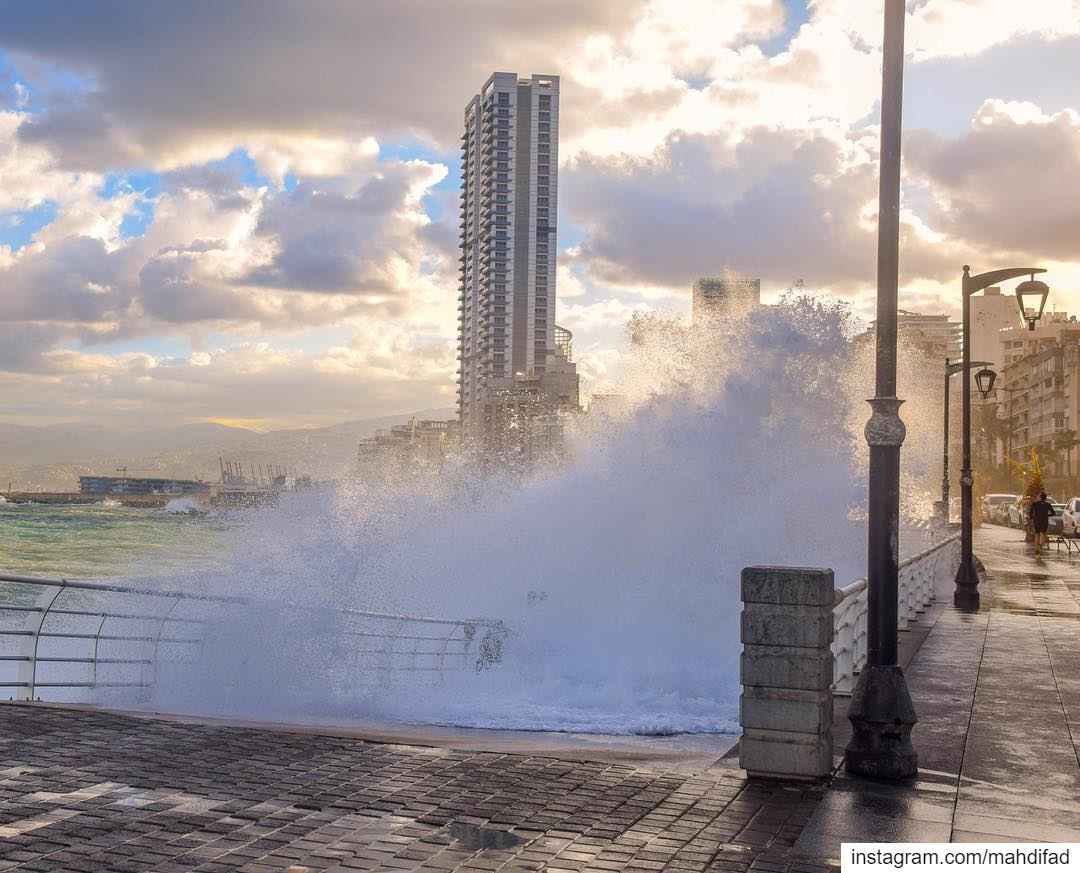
[0,573,507,703]
[831,532,961,695]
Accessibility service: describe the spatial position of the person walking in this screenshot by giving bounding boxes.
[1030,492,1055,552]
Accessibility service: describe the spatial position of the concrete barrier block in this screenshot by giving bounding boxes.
[741,603,832,648]
[739,728,833,781]
[741,566,834,607]
[740,687,833,734]
[740,644,833,691]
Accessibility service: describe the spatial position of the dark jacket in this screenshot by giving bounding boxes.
[1030,499,1055,528]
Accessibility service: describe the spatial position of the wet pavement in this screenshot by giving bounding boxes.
[795,523,1080,859]
[0,704,831,873]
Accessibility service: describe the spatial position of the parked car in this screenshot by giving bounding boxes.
[982,493,1019,524]
[1007,496,1027,528]
[1061,498,1080,536]
[1048,504,1067,536]
[993,499,1015,526]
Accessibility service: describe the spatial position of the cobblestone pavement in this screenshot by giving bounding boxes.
[0,706,836,873]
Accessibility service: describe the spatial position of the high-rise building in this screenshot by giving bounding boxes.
[691,277,761,323]
[458,73,561,444]
[970,287,1019,367]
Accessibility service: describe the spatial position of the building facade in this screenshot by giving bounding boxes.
[894,311,962,361]
[357,418,460,471]
[458,73,561,444]
[997,313,1080,478]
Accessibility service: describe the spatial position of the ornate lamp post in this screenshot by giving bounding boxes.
[940,359,994,522]
[845,0,917,781]
[955,267,1048,609]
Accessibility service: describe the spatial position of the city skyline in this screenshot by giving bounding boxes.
[0,1,1078,429]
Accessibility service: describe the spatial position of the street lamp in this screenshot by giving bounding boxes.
[955,266,1048,610]
[975,367,996,398]
[1016,277,1050,330]
[939,359,994,522]
[845,0,916,781]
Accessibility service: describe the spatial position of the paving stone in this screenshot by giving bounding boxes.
[0,704,824,872]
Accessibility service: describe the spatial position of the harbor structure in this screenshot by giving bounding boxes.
[458,72,577,452]
[78,475,209,496]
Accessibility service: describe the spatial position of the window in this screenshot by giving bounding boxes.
[497,92,510,105]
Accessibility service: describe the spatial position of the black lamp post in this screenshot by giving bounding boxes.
[955,266,1048,609]
[940,359,994,522]
[845,0,916,781]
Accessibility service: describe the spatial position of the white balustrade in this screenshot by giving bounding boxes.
[831,533,960,695]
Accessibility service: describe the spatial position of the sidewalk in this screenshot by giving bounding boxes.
[794,523,1080,859]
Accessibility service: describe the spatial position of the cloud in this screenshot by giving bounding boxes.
[0,0,642,170]
[563,125,955,295]
[243,159,446,294]
[0,335,457,427]
[906,100,1080,261]
[2,0,1080,429]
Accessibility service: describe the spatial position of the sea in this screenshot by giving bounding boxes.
[0,499,236,581]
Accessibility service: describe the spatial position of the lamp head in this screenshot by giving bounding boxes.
[1016,276,1050,330]
[975,367,997,399]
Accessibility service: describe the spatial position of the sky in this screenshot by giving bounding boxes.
[1,0,1078,430]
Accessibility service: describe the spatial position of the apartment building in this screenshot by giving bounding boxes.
[998,312,1080,476]
[458,73,563,445]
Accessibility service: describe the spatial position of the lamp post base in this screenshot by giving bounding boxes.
[954,559,981,610]
[845,665,918,780]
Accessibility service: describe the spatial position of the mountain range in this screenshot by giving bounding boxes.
[0,409,455,492]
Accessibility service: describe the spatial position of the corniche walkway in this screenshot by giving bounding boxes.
[795,522,1080,857]
[0,523,1078,872]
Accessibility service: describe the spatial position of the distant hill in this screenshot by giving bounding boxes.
[0,409,456,491]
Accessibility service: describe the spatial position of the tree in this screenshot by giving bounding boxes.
[1015,448,1046,541]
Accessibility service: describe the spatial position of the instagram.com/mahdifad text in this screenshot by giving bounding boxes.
[843,843,1078,872]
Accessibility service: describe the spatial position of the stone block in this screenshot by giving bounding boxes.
[739,728,833,781]
[741,566,835,607]
[740,644,833,691]
[739,687,833,734]
[740,603,833,648]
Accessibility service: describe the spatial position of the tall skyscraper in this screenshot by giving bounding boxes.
[691,277,761,324]
[458,73,560,444]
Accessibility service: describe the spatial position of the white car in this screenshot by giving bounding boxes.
[1062,498,1080,536]
[1007,497,1026,528]
[982,493,1019,524]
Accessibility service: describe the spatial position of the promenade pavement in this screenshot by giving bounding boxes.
[1,523,1078,871]
[795,522,1080,859]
